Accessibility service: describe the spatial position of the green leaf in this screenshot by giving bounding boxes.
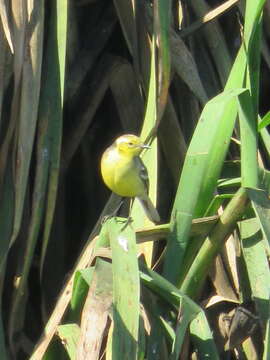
[258,111,270,131]
[163,0,266,286]
[263,317,270,360]
[180,188,248,298]
[238,90,258,188]
[190,312,219,360]
[163,89,246,285]
[106,218,140,360]
[57,324,80,359]
[40,0,67,274]
[69,268,94,322]
[170,297,196,360]
[240,218,270,323]
[132,38,158,233]
[140,265,216,358]
[246,188,270,246]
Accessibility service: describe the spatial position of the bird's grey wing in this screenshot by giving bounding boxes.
[134,156,149,193]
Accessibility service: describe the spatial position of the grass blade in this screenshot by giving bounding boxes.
[190,312,219,359]
[40,0,67,273]
[154,0,171,122]
[106,218,140,360]
[57,324,80,359]
[238,89,258,188]
[263,316,270,360]
[8,105,50,343]
[246,188,270,247]
[240,218,270,323]
[10,0,44,247]
[69,268,94,322]
[131,38,158,263]
[258,111,270,131]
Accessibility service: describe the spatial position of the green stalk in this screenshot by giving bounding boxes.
[180,187,249,298]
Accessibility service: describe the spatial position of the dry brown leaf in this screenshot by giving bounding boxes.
[76,268,112,359]
[209,254,239,303]
[222,234,240,295]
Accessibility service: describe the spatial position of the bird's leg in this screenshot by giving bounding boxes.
[129,197,134,219]
[119,198,134,231]
[102,197,134,230]
[113,198,125,216]
[101,197,125,224]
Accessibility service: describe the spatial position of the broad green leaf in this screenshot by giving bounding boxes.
[163,89,246,285]
[240,218,270,322]
[106,218,140,360]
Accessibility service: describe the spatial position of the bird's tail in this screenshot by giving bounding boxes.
[137,194,160,223]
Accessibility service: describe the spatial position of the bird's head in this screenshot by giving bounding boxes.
[115,134,150,156]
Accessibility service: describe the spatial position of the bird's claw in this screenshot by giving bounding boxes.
[119,216,133,231]
[101,215,133,231]
[101,215,113,224]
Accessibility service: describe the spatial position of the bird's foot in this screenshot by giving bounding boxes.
[101,199,126,225]
[118,216,133,231]
[101,215,113,224]
[101,215,133,231]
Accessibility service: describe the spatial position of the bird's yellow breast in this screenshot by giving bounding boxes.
[101,147,144,197]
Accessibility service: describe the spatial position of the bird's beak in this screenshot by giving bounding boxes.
[140,144,150,149]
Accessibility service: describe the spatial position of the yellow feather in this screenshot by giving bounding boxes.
[101,134,160,223]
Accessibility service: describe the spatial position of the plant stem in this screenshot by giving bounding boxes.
[180,187,249,298]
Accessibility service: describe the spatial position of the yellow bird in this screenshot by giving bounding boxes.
[101,134,160,223]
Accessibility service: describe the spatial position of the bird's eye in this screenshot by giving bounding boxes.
[128,142,134,146]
